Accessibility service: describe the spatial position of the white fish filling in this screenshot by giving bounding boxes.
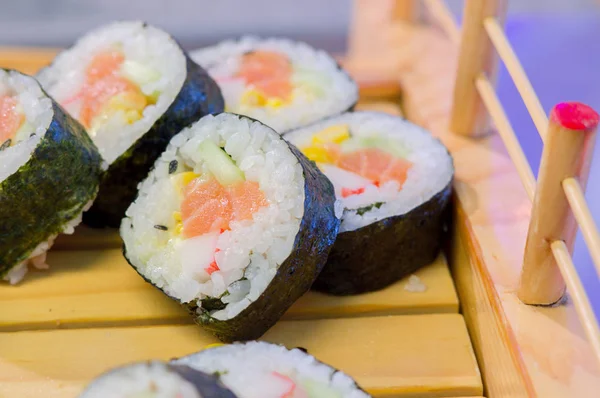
[0,71,91,284]
[37,21,186,164]
[286,111,453,232]
[121,114,304,321]
[174,341,370,398]
[80,361,201,398]
[191,36,358,133]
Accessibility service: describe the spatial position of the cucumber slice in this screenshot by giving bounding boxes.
[198,140,245,186]
[300,379,342,398]
[340,135,409,158]
[120,60,161,87]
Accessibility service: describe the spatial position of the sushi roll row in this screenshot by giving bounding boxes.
[2,21,454,349]
[1,21,360,284]
[80,342,371,398]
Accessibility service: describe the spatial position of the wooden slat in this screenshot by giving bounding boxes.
[52,226,122,250]
[0,46,57,75]
[0,250,458,331]
[0,315,482,398]
[450,203,535,397]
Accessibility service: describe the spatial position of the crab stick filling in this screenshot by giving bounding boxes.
[63,48,160,135]
[0,95,25,150]
[166,140,267,280]
[300,125,413,198]
[253,370,345,398]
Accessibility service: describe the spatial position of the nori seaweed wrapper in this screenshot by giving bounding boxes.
[123,121,340,342]
[168,364,238,398]
[312,181,453,295]
[83,55,224,228]
[0,90,103,277]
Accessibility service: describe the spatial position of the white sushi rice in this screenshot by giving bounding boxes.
[37,21,186,164]
[121,113,304,321]
[191,36,358,133]
[0,71,92,285]
[80,361,201,398]
[286,112,453,232]
[174,341,370,398]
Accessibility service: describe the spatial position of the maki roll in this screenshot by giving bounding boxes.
[286,112,453,294]
[38,21,224,228]
[79,361,238,398]
[174,341,371,398]
[0,69,102,283]
[191,37,358,133]
[121,113,339,341]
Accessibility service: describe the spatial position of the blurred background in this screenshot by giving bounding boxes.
[2,0,600,311]
[0,0,597,51]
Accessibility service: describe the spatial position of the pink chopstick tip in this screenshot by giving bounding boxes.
[550,102,599,132]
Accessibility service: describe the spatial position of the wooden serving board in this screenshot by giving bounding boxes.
[0,49,483,397]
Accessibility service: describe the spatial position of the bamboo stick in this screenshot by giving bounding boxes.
[519,102,599,305]
[563,177,600,279]
[423,0,460,44]
[551,240,600,363]
[476,74,536,200]
[450,0,508,137]
[484,17,548,142]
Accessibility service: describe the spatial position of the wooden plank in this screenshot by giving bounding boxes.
[0,249,458,331]
[384,20,600,398]
[0,46,57,75]
[52,226,121,250]
[450,204,534,397]
[0,314,482,398]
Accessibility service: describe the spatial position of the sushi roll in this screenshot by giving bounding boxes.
[79,361,238,398]
[174,341,371,398]
[38,21,224,228]
[0,69,102,284]
[120,113,340,341]
[286,112,453,294]
[190,36,358,133]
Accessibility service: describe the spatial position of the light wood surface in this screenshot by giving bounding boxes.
[551,240,600,365]
[519,106,598,304]
[449,0,507,137]
[0,250,458,331]
[0,315,482,398]
[450,204,536,397]
[344,11,600,396]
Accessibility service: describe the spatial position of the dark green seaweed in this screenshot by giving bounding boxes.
[168,364,238,398]
[312,181,453,295]
[82,54,224,228]
[0,90,103,277]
